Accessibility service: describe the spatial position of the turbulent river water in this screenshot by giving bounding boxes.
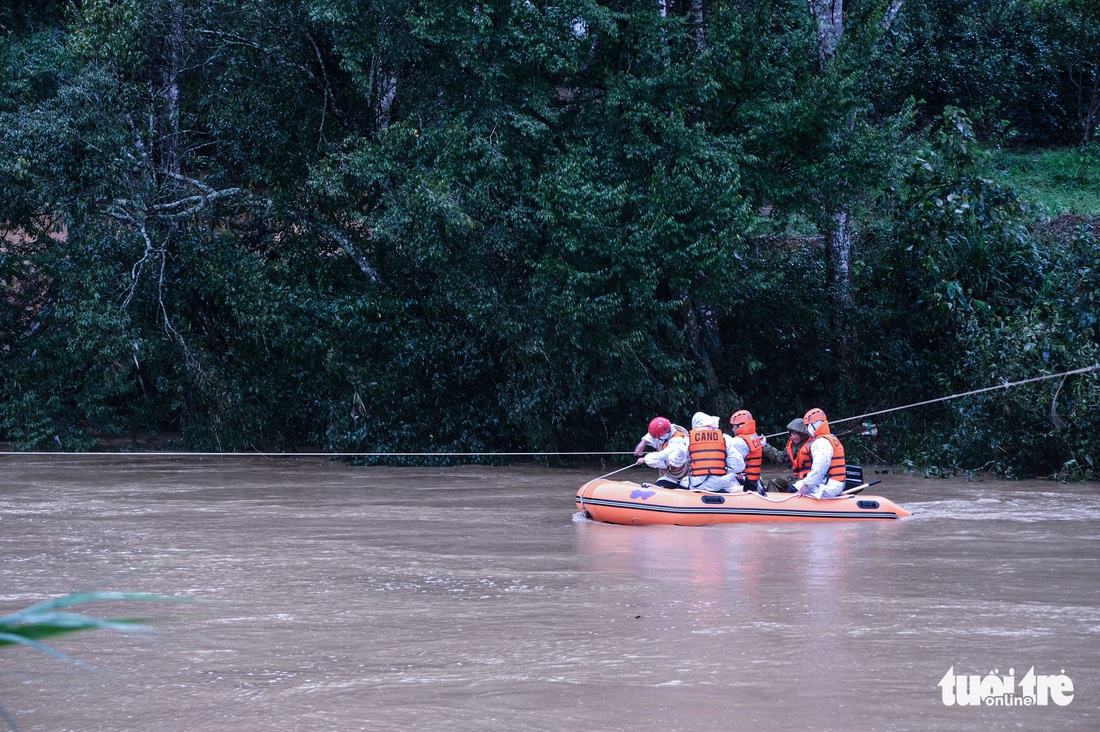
[1,456,1097,731]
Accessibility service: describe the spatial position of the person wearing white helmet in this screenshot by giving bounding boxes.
[633,416,690,489]
[792,407,847,499]
[686,412,742,493]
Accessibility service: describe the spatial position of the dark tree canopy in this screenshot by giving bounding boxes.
[1,0,1097,478]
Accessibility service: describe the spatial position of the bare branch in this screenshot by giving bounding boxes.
[305,31,351,132]
[320,225,389,291]
[163,170,216,195]
[288,211,390,291]
[121,218,158,311]
[151,188,248,218]
[882,0,905,30]
[195,29,317,81]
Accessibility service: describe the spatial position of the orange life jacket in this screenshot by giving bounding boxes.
[787,438,813,480]
[812,434,846,483]
[739,434,763,483]
[689,428,727,476]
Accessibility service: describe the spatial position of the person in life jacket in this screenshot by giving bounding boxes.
[767,418,814,493]
[686,412,741,493]
[634,416,690,489]
[792,407,847,499]
[729,410,768,496]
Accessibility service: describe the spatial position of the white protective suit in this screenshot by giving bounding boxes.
[793,437,846,499]
[639,423,690,487]
[687,412,742,492]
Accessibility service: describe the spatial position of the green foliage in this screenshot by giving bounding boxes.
[0,1,1097,477]
[877,0,1061,144]
[881,107,1041,318]
[67,0,149,71]
[0,591,176,656]
[878,0,1100,147]
[856,107,1100,478]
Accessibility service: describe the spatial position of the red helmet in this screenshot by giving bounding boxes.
[729,409,756,436]
[648,417,672,439]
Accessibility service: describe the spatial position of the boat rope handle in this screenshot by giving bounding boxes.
[578,480,594,516]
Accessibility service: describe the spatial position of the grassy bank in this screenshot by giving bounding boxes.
[992,145,1100,217]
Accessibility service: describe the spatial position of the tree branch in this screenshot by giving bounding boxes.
[882,0,905,30]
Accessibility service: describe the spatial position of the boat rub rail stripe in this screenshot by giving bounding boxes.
[576,497,902,520]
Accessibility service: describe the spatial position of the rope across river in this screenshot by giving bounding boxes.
[764,363,1099,439]
[1,364,1096,457]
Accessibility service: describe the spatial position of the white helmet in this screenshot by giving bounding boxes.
[691,412,720,429]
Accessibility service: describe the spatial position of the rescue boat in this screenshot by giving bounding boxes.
[575,479,911,525]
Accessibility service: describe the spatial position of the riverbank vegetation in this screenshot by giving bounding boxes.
[1,1,1097,479]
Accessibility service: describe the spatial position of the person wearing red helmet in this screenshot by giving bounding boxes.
[633,416,690,489]
[792,407,847,499]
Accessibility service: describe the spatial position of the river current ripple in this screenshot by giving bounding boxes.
[1,457,1097,731]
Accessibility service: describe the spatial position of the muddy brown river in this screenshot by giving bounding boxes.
[1,456,1097,730]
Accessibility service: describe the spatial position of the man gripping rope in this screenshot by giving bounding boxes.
[634,417,690,490]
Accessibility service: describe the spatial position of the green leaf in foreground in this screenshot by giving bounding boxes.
[0,591,185,662]
[0,591,186,730]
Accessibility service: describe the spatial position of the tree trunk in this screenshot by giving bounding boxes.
[806,0,843,70]
[808,0,906,364]
[162,0,183,178]
[825,209,854,308]
[675,286,721,405]
[882,0,905,29]
[370,56,398,136]
[685,2,719,406]
[1074,56,1099,145]
[689,0,705,53]
[808,0,845,304]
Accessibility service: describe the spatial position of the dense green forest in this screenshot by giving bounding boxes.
[1,0,1098,478]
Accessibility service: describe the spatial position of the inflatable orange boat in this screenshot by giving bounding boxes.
[575,479,911,525]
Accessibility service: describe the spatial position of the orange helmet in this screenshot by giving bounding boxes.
[729,409,756,436]
[803,408,830,436]
[648,417,672,439]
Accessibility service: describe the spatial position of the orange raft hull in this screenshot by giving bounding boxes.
[576,479,911,525]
